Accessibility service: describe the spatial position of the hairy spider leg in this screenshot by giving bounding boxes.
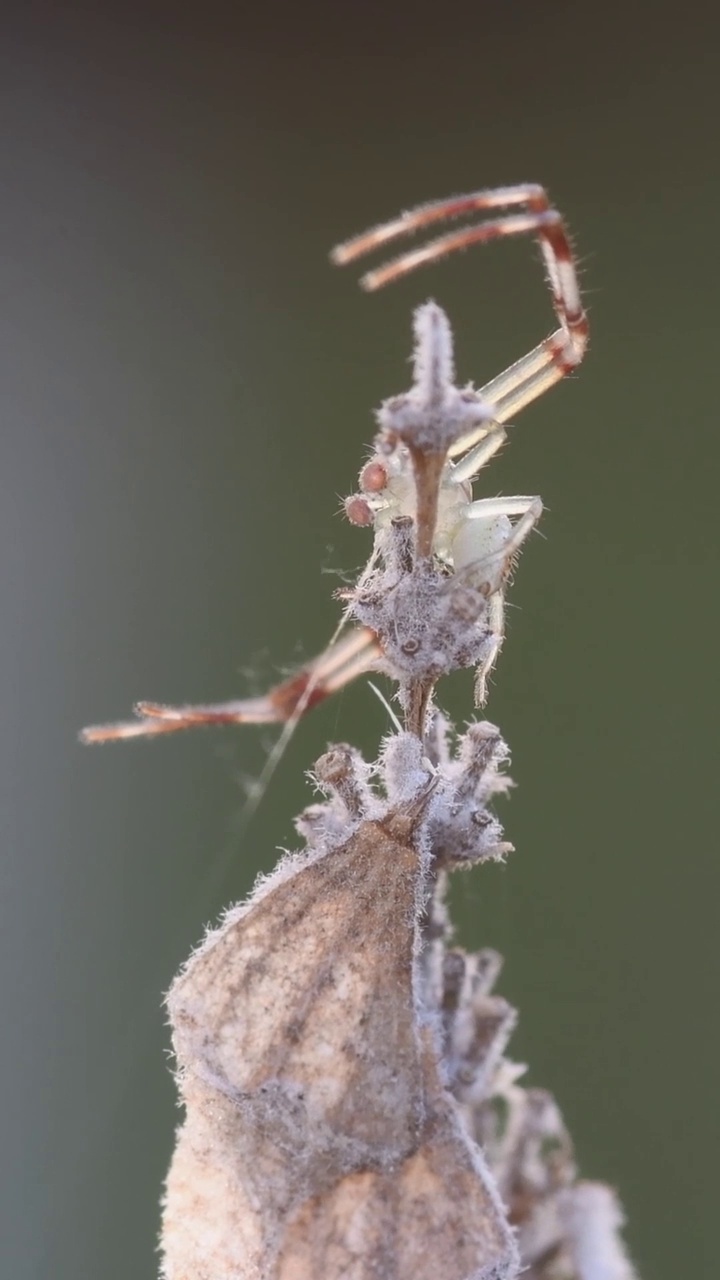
[448,424,507,486]
[332,184,588,454]
[450,495,543,704]
[80,625,380,743]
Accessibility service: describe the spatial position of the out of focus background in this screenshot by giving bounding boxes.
[2,4,717,1277]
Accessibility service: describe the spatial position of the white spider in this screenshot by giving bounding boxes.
[82,184,587,743]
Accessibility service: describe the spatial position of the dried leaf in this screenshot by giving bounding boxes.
[161,808,517,1280]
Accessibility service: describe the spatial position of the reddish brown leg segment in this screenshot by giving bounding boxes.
[80,627,380,743]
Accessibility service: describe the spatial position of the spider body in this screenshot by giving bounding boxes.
[350,437,526,580]
[352,445,473,565]
[81,183,586,743]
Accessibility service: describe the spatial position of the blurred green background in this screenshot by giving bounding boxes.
[2,3,718,1277]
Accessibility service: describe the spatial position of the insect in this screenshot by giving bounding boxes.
[81,184,587,745]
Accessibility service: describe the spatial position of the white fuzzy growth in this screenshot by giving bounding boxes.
[375,303,495,455]
[412,301,455,402]
[380,731,434,805]
[561,1183,639,1280]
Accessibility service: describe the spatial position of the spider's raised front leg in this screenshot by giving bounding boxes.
[449,495,543,705]
[333,183,588,455]
[80,625,380,743]
[448,424,507,486]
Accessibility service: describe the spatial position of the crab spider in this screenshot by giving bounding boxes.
[81,183,586,745]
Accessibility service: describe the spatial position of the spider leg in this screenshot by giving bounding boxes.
[333,184,554,267]
[333,184,588,455]
[449,424,507,486]
[450,495,542,705]
[470,496,543,593]
[467,330,582,430]
[448,342,578,462]
[463,495,541,525]
[474,592,505,708]
[80,626,380,743]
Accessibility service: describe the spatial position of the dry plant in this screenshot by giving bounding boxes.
[83,185,639,1280]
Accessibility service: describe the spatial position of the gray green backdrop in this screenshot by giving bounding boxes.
[2,4,718,1278]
